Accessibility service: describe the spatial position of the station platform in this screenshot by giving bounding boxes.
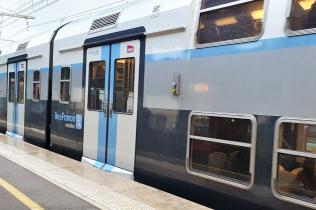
[0,134,210,210]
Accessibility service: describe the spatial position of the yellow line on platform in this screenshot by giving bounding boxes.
[0,177,44,210]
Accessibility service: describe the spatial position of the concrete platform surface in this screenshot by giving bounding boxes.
[0,134,210,210]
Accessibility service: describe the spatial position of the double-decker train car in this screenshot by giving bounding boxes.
[1,0,316,209]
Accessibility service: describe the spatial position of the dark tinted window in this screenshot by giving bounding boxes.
[198,0,264,44]
[17,71,24,104]
[277,154,316,203]
[60,67,71,103]
[201,0,239,9]
[88,61,105,111]
[113,58,135,114]
[190,115,252,143]
[188,113,255,187]
[289,0,316,31]
[8,72,15,103]
[190,139,251,183]
[279,122,316,154]
[33,70,40,101]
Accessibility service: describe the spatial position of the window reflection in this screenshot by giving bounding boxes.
[279,123,316,154]
[8,72,15,103]
[198,0,264,44]
[289,0,316,31]
[88,61,105,111]
[190,115,252,143]
[33,70,40,101]
[277,154,316,202]
[113,58,135,114]
[190,139,251,183]
[17,71,24,104]
[201,0,239,9]
[60,67,71,103]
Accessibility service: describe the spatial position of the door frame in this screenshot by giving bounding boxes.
[82,27,146,171]
[6,54,28,136]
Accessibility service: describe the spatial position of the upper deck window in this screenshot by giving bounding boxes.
[197,0,264,46]
[288,0,316,32]
[201,0,239,9]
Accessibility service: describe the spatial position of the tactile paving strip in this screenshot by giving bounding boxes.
[0,141,154,210]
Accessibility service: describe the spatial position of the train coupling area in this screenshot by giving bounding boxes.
[0,134,210,210]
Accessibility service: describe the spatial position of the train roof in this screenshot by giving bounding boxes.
[54,0,192,50]
[0,0,193,63]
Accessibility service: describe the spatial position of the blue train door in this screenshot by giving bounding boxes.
[83,40,140,173]
[7,61,26,137]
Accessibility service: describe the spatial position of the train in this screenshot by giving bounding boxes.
[0,0,316,209]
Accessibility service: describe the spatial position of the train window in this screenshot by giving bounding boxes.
[8,72,15,103]
[88,61,105,111]
[273,118,316,208]
[17,71,24,104]
[60,66,71,103]
[33,70,40,101]
[288,0,316,32]
[186,113,257,189]
[201,0,239,9]
[197,0,264,45]
[113,58,135,114]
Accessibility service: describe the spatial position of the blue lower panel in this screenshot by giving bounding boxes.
[24,99,47,148]
[134,108,306,210]
[50,101,84,160]
[0,97,7,134]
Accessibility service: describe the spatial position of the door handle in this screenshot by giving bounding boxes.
[103,101,108,116]
[109,102,113,118]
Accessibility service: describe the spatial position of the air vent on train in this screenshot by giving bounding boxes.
[89,12,120,32]
[16,42,28,52]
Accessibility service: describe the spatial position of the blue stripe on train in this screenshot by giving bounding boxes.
[97,46,110,162]
[107,43,120,166]
[146,33,316,63]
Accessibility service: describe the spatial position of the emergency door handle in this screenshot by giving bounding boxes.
[103,101,108,116]
[109,103,113,118]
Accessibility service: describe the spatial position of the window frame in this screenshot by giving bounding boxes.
[186,111,257,190]
[285,0,316,36]
[59,65,71,104]
[32,69,40,102]
[87,60,106,112]
[113,57,135,115]
[195,0,267,48]
[272,117,316,209]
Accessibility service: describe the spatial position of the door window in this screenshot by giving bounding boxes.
[17,71,24,104]
[88,61,106,111]
[113,58,135,114]
[8,72,15,103]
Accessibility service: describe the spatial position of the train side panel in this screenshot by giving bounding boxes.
[24,43,50,148]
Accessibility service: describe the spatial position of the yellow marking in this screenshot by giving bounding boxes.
[0,177,44,210]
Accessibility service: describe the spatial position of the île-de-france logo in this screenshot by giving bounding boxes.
[127,45,134,53]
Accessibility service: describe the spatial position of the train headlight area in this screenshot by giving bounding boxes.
[2,0,316,209]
